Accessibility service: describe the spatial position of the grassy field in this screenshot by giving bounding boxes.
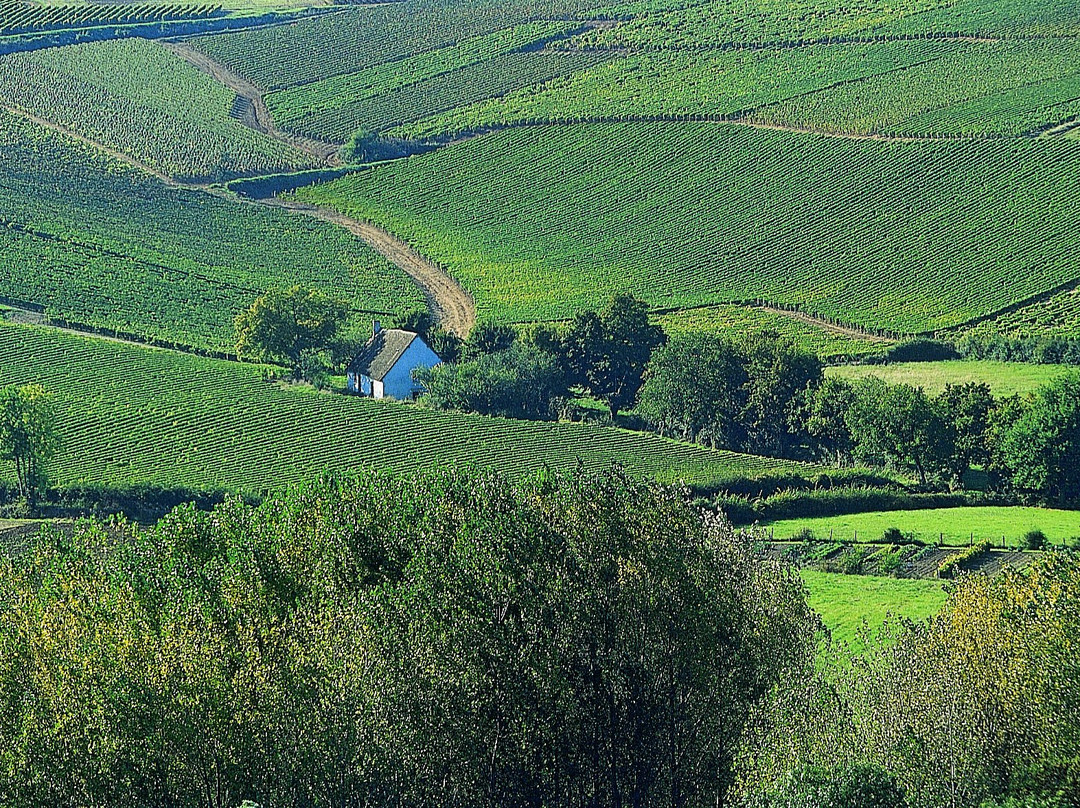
[768,507,1080,547]
[0,108,420,352]
[801,569,948,647]
[659,305,892,360]
[299,123,1080,333]
[0,38,315,180]
[827,361,1069,396]
[0,322,818,493]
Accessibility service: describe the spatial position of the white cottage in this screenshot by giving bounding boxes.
[346,322,441,400]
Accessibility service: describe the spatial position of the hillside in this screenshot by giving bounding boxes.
[0,321,814,492]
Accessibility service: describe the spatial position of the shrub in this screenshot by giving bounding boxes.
[792,527,815,542]
[758,763,908,808]
[938,541,992,579]
[1021,529,1048,551]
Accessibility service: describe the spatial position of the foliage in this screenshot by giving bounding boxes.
[0,2,220,37]
[0,466,819,808]
[338,127,377,163]
[298,123,1080,333]
[996,373,1080,503]
[460,320,518,361]
[0,322,815,494]
[937,540,992,579]
[0,38,315,180]
[564,294,665,418]
[0,384,57,506]
[753,763,908,808]
[417,341,568,419]
[234,286,349,377]
[0,108,418,353]
[741,554,1080,808]
[1022,529,1048,551]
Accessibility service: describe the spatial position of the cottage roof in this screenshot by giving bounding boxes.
[347,328,421,381]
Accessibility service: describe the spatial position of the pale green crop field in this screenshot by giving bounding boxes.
[801,569,948,647]
[826,360,1067,396]
[770,507,1080,547]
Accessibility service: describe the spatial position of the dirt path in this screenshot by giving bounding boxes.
[160,41,341,165]
[260,197,476,336]
[758,305,897,342]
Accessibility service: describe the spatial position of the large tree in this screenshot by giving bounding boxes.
[234,285,349,378]
[0,383,58,507]
[565,294,665,419]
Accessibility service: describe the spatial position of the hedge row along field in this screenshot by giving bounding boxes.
[298,122,1080,333]
[0,1,221,36]
[0,109,421,351]
[0,38,315,180]
[190,0,604,92]
[0,322,814,493]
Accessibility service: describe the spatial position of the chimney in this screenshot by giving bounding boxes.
[373,320,382,337]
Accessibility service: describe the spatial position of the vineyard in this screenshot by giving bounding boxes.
[0,321,812,492]
[0,38,315,179]
[958,286,1080,340]
[0,1,221,36]
[0,108,421,352]
[298,121,1080,334]
[189,0,603,92]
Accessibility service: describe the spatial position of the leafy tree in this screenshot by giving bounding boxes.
[740,332,823,457]
[234,286,349,379]
[460,321,517,361]
[845,378,951,484]
[565,294,665,419]
[416,342,568,419]
[0,384,58,507]
[638,332,748,447]
[996,373,1080,503]
[803,376,857,466]
[756,763,908,808]
[936,382,996,485]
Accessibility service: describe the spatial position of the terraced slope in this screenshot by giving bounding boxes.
[299,122,1080,333]
[0,38,315,180]
[0,108,422,352]
[0,322,815,493]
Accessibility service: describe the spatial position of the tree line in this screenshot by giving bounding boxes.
[0,468,1077,808]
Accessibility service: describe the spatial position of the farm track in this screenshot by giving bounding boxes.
[757,306,897,342]
[256,197,476,336]
[160,41,341,165]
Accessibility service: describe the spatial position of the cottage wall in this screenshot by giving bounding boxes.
[381,339,442,399]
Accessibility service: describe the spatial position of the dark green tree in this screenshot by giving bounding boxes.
[936,382,996,486]
[638,332,748,447]
[803,376,856,466]
[997,373,1080,503]
[739,331,823,457]
[565,294,665,419]
[460,321,518,361]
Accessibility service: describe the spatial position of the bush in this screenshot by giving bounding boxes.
[792,527,816,542]
[882,338,959,363]
[938,540,993,579]
[1021,529,1048,551]
[758,763,908,808]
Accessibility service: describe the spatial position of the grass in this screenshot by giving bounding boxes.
[826,360,1068,396]
[801,569,948,647]
[299,122,1080,333]
[768,507,1080,547]
[0,321,818,494]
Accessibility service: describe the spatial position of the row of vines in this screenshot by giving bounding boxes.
[0,1,220,36]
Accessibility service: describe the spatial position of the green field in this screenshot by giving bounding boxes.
[768,507,1080,547]
[826,361,1069,396]
[658,305,892,360]
[801,569,948,646]
[0,322,816,493]
[0,108,420,351]
[299,122,1080,332]
[0,2,222,36]
[0,38,315,180]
